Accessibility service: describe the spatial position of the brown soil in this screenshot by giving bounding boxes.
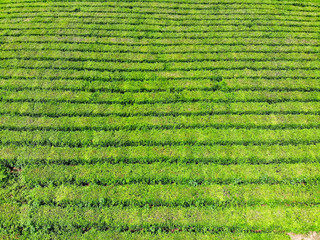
[287,232,320,240]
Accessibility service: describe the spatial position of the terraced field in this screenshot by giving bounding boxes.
[1,0,320,239]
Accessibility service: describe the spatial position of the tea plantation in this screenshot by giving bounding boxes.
[0,0,320,239]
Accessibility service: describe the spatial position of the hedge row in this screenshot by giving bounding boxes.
[27,184,319,207]
[1,102,320,117]
[2,0,319,10]
[2,51,318,63]
[3,38,319,50]
[1,128,320,147]
[1,11,317,23]
[1,78,320,92]
[1,52,318,64]
[2,114,320,131]
[2,22,320,33]
[22,162,320,186]
[3,29,319,40]
[0,205,293,239]
[2,89,320,104]
[2,144,320,166]
[3,17,320,27]
[2,5,319,16]
[22,231,292,240]
[1,69,319,81]
[2,59,319,72]
[19,205,320,233]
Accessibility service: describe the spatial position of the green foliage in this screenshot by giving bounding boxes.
[0,165,7,184]
[21,162,320,186]
[2,144,320,166]
[1,101,320,118]
[16,205,320,233]
[26,184,320,208]
[0,0,320,238]
[1,114,320,131]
